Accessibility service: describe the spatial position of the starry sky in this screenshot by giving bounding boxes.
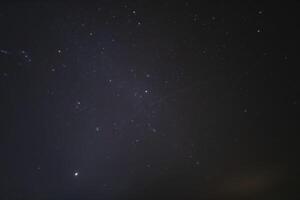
[0,1,299,199]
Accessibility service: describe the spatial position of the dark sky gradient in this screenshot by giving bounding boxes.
[0,1,299,199]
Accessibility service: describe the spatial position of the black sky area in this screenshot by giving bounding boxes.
[0,1,299,199]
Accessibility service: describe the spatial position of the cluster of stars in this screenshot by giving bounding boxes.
[1,4,295,199]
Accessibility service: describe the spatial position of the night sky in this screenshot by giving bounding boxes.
[0,1,299,199]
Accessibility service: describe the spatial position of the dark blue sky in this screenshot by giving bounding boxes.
[0,1,299,199]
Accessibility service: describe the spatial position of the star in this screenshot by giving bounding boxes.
[0,49,9,54]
